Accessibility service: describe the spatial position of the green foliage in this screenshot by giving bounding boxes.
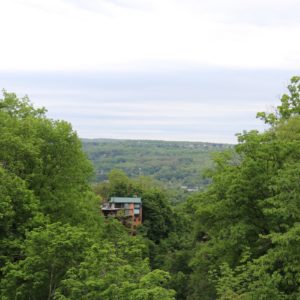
[257,76,300,125]
[187,76,300,299]
[95,170,177,244]
[0,91,97,226]
[56,240,175,300]
[0,166,42,270]
[134,178,176,243]
[83,138,231,203]
[4,76,300,299]
[108,169,133,197]
[0,91,175,299]
[1,223,91,300]
[93,170,194,299]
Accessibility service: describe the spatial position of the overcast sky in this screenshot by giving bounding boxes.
[0,0,299,143]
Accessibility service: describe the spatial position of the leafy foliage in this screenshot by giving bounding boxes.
[3,76,300,299]
[95,170,177,243]
[82,138,231,203]
[56,240,175,300]
[0,91,175,299]
[186,76,300,299]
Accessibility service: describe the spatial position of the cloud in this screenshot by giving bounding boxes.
[1,0,300,71]
[180,0,300,26]
[65,0,151,11]
[0,68,291,143]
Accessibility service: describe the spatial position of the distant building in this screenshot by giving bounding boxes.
[101,197,142,232]
[186,187,199,192]
[180,186,199,192]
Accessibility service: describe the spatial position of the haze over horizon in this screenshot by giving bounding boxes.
[1,0,300,143]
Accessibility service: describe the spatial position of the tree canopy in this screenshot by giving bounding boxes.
[0,91,175,300]
[185,76,300,299]
[2,76,300,299]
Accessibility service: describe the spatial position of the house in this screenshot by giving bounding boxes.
[101,197,142,230]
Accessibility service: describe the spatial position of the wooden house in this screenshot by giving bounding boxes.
[101,197,142,232]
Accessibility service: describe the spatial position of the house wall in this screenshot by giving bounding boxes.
[102,200,143,229]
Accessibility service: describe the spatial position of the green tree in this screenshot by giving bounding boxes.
[0,91,176,300]
[1,223,92,300]
[0,166,42,271]
[0,91,99,227]
[187,77,300,299]
[55,226,175,299]
[257,76,300,124]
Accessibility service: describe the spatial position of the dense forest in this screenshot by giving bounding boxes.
[82,138,231,191]
[2,76,300,299]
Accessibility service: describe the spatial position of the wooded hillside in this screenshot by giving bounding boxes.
[82,138,231,190]
[2,76,300,299]
[0,91,176,299]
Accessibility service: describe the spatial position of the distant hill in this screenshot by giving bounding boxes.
[82,138,232,192]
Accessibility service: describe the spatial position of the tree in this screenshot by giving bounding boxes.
[0,91,176,299]
[187,77,300,299]
[56,241,175,300]
[0,91,99,227]
[257,76,300,124]
[1,223,92,300]
[0,166,42,271]
[95,171,176,244]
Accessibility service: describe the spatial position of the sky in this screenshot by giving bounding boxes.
[0,0,299,143]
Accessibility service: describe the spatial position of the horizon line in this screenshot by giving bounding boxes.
[80,136,235,145]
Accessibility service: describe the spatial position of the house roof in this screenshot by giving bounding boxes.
[110,197,142,204]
